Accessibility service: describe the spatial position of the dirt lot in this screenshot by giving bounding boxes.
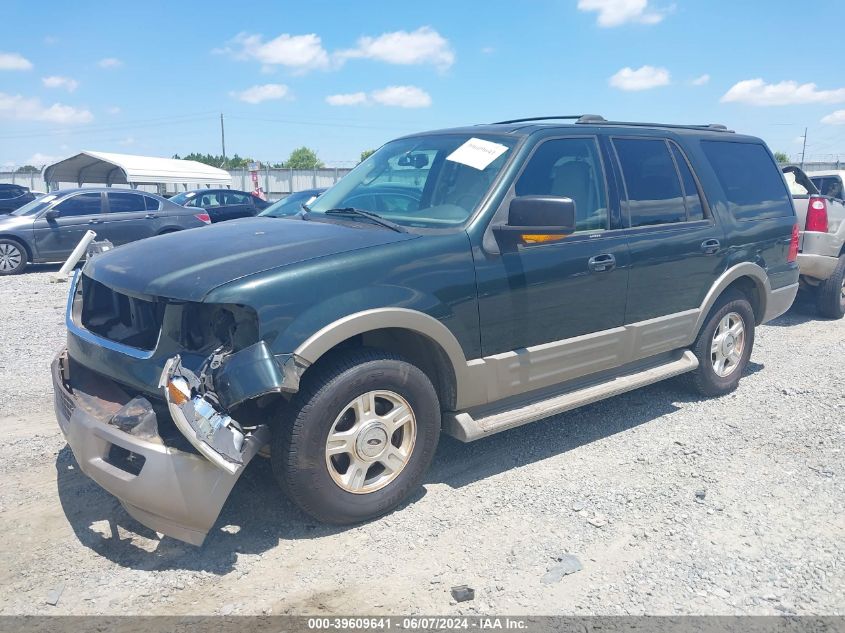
[0,268,842,616]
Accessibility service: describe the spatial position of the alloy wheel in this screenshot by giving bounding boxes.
[0,243,22,272]
[711,312,746,377]
[325,390,416,494]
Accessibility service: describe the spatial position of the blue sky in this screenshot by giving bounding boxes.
[3,0,845,168]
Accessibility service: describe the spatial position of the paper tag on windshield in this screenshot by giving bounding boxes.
[446,137,509,170]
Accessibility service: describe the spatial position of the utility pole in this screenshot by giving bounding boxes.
[220,113,227,166]
[800,127,808,169]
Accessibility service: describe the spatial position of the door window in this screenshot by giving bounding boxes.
[515,138,609,232]
[223,191,250,204]
[197,192,222,207]
[107,192,147,213]
[613,138,686,227]
[144,196,161,211]
[53,193,102,217]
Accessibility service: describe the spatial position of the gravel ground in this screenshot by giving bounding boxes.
[0,269,842,616]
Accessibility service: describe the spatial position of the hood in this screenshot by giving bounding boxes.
[83,216,419,302]
[0,214,34,230]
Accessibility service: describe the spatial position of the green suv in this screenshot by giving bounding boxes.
[53,116,799,545]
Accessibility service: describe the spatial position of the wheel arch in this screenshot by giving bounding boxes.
[694,263,770,333]
[0,234,32,261]
[294,309,471,411]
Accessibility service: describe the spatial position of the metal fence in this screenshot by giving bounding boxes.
[0,167,354,198]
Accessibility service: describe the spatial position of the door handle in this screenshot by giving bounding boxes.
[701,238,721,255]
[87,219,103,225]
[588,253,616,273]
[144,213,159,219]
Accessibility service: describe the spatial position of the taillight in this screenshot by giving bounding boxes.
[194,212,211,225]
[787,223,799,263]
[806,196,829,232]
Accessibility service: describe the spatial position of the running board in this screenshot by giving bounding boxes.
[443,350,699,442]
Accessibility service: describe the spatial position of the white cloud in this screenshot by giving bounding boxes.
[97,57,123,69]
[721,79,845,106]
[0,92,93,124]
[221,33,330,72]
[609,65,670,91]
[577,0,670,27]
[337,27,454,71]
[371,85,432,108]
[26,153,61,166]
[118,137,135,146]
[42,76,79,92]
[106,106,121,115]
[821,110,845,125]
[230,83,290,104]
[481,47,495,55]
[329,86,432,108]
[0,52,33,71]
[326,92,368,106]
[691,74,710,86]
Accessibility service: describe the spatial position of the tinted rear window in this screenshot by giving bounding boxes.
[701,141,793,221]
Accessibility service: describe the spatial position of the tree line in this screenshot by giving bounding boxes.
[172,147,378,170]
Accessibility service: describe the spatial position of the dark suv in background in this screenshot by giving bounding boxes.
[170,188,271,223]
[0,188,209,274]
[53,116,799,545]
[0,184,36,214]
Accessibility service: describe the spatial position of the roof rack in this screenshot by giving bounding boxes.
[493,115,604,125]
[491,115,734,133]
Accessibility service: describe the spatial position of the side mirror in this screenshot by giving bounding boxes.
[493,196,576,246]
[44,209,58,220]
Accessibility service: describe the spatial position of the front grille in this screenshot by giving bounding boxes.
[79,276,165,351]
[57,385,75,419]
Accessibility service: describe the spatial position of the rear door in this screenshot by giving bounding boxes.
[612,137,727,323]
[195,190,227,222]
[100,191,159,245]
[32,192,105,259]
[221,190,258,220]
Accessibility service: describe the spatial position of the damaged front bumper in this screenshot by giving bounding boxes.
[52,349,271,545]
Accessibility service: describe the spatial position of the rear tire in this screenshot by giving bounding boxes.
[815,255,845,320]
[688,290,755,397]
[271,348,440,524]
[0,238,27,275]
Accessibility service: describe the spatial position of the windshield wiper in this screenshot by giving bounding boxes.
[323,207,406,233]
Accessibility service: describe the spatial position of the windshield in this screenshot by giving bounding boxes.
[12,194,57,216]
[169,191,196,206]
[260,190,322,218]
[308,134,517,228]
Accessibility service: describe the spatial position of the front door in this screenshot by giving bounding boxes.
[32,192,105,260]
[610,137,727,324]
[474,136,630,394]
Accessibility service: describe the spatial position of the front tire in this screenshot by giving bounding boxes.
[0,238,27,275]
[816,255,845,319]
[688,290,755,397]
[271,348,440,524]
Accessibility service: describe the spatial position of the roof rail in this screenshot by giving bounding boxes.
[492,115,605,125]
[490,115,733,133]
[577,119,734,133]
